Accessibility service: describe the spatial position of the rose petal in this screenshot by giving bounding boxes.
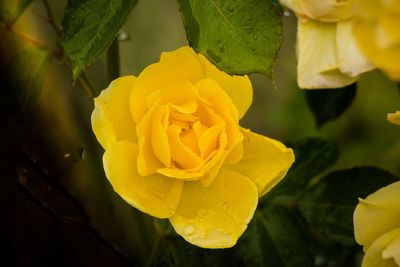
[382,230,400,265]
[336,20,374,77]
[103,141,183,218]
[362,228,400,267]
[354,19,400,80]
[92,76,137,149]
[169,168,258,248]
[280,0,353,22]
[388,111,400,126]
[354,181,400,248]
[197,54,252,119]
[227,128,295,196]
[130,47,204,123]
[297,19,357,89]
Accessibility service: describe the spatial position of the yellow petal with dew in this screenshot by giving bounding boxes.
[103,141,183,218]
[169,168,258,248]
[228,128,295,196]
[130,47,203,123]
[92,76,137,149]
[361,228,400,267]
[354,181,400,248]
[297,20,357,89]
[197,53,252,119]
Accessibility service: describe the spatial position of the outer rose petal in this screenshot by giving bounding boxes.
[169,169,258,248]
[362,228,400,267]
[227,128,295,196]
[103,141,183,218]
[336,20,374,77]
[388,111,400,126]
[280,0,353,22]
[92,76,137,149]
[297,20,357,89]
[130,47,204,123]
[382,231,400,265]
[353,20,400,80]
[197,53,253,119]
[354,181,400,249]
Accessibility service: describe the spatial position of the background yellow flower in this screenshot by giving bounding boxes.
[353,0,400,80]
[281,0,374,89]
[354,181,400,267]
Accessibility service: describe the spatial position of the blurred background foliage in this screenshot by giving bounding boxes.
[1,0,399,266]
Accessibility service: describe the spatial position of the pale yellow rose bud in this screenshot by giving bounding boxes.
[353,0,400,80]
[388,111,400,126]
[353,181,400,266]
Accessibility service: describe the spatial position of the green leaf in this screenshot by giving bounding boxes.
[268,138,339,201]
[177,0,283,77]
[305,83,357,128]
[0,0,33,24]
[62,0,138,80]
[236,206,314,267]
[299,166,399,245]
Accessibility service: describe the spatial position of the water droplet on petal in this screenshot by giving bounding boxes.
[183,224,196,236]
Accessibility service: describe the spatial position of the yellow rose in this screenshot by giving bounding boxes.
[91,46,295,248]
[388,111,400,126]
[280,0,374,89]
[353,181,400,267]
[353,0,400,80]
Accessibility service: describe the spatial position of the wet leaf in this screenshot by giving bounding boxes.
[305,83,357,128]
[299,166,399,245]
[236,206,314,267]
[62,0,138,80]
[268,138,339,201]
[177,0,283,77]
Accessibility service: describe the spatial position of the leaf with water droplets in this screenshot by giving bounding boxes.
[177,0,283,77]
[62,0,138,80]
[236,206,314,267]
[267,138,339,202]
[299,166,399,245]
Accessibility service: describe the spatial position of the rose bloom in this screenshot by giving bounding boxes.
[280,0,374,89]
[91,46,294,248]
[353,181,400,267]
[352,0,400,80]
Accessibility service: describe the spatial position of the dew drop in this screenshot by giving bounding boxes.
[284,10,291,17]
[118,30,130,41]
[183,224,196,236]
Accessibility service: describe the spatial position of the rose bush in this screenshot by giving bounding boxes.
[280,0,374,89]
[353,0,400,80]
[353,181,400,267]
[91,46,294,248]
